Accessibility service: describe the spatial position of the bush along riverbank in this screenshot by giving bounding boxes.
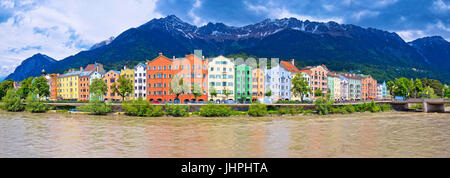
[1,95,393,117]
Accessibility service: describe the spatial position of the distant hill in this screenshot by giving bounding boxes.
[6,15,450,83]
[6,53,56,81]
[409,36,450,73]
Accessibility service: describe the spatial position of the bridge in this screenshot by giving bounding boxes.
[391,99,450,113]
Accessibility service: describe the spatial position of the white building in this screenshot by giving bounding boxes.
[265,65,291,102]
[208,56,235,103]
[134,63,147,99]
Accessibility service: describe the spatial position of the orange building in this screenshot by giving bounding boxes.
[361,75,377,100]
[300,65,329,99]
[46,74,59,100]
[146,53,177,103]
[78,71,93,101]
[172,53,209,103]
[103,70,122,102]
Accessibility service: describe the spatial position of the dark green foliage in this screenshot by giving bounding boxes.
[248,103,268,117]
[17,77,34,99]
[278,106,303,115]
[77,102,113,115]
[165,104,189,117]
[200,104,232,117]
[122,98,164,117]
[343,105,356,113]
[31,76,50,97]
[314,98,334,115]
[1,89,25,112]
[380,104,392,112]
[0,79,14,100]
[25,93,51,113]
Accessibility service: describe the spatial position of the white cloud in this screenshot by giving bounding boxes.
[246,2,343,23]
[396,30,426,42]
[432,0,450,13]
[0,0,162,77]
[374,0,398,7]
[352,10,380,21]
[0,0,14,9]
[188,0,206,26]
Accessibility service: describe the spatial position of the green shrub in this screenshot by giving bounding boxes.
[200,104,232,117]
[380,104,391,112]
[304,110,314,115]
[165,104,189,117]
[122,98,164,117]
[248,103,268,117]
[230,111,248,116]
[25,94,51,113]
[280,106,303,115]
[343,105,356,113]
[77,102,112,115]
[314,98,334,115]
[330,107,348,114]
[1,89,25,112]
[267,110,280,115]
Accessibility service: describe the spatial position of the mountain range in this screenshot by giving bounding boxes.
[5,15,450,83]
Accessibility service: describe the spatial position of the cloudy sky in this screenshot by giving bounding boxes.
[0,0,449,77]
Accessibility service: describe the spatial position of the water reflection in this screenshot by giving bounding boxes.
[0,111,449,158]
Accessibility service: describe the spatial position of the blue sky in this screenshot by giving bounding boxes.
[0,0,449,77]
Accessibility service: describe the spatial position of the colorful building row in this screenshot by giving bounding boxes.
[43,51,389,103]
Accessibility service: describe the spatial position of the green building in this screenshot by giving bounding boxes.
[235,64,252,103]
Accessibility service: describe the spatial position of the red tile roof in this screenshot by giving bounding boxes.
[280,61,301,73]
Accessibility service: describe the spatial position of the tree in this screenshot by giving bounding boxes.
[412,78,424,98]
[191,83,202,101]
[113,75,133,101]
[170,75,189,103]
[223,89,231,100]
[444,85,450,98]
[17,77,34,99]
[314,88,323,97]
[265,89,272,97]
[421,86,436,98]
[89,78,107,101]
[387,81,396,97]
[291,73,311,102]
[31,76,50,98]
[421,78,444,97]
[209,87,217,99]
[0,79,14,100]
[394,77,412,98]
[2,89,24,112]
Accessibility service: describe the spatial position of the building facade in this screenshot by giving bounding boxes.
[360,75,377,100]
[300,65,329,99]
[208,56,235,103]
[265,65,291,102]
[146,53,175,103]
[327,73,342,101]
[251,68,265,102]
[57,71,81,101]
[339,75,349,101]
[281,59,307,101]
[235,64,252,103]
[78,71,93,101]
[173,53,209,103]
[120,66,135,101]
[89,72,103,101]
[46,74,59,100]
[134,63,147,99]
[343,74,362,100]
[103,70,121,102]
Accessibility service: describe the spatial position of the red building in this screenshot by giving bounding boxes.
[173,54,208,103]
[146,52,208,103]
[146,53,176,103]
[46,74,59,100]
[361,75,377,100]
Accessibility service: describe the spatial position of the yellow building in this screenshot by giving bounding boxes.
[57,71,82,100]
[252,68,265,101]
[120,66,135,101]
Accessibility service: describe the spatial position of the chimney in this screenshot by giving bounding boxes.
[159,52,163,56]
[80,67,83,71]
[124,66,127,70]
[290,59,295,65]
[173,56,175,60]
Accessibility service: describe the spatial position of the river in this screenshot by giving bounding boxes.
[0,111,449,158]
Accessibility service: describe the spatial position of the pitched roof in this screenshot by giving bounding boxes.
[58,71,82,78]
[280,61,301,73]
